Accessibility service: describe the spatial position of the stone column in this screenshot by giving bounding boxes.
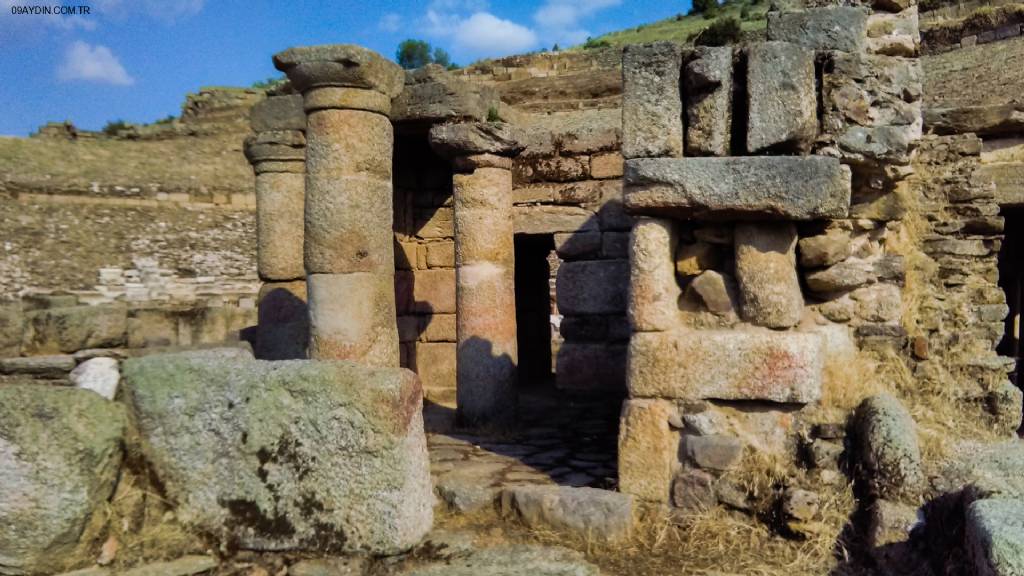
[430,122,524,427]
[274,45,404,367]
[244,92,308,360]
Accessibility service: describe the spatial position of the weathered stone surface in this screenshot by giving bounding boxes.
[683,434,744,471]
[0,386,126,575]
[746,41,817,153]
[501,486,633,543]
[22,304,127,355]
[967,499,1024,576]
[251,93,306,132]
[629,218,681,332]
[675,240,722,277]
[289,557,366,576]
[120,556,219,576]
[0,354,76,377]
[734,223,803,329]
[307,273,399,366]
[392,65,499,123]
[255,167,305,281]
[866,8,919,57]
[672,469,718,513]
[70,357,120,400]
[799,230,853,268]
[622,42,683,159]
[122,350,432,554]
[987,381,1024,434]
[981,163,1024,206]
[412,269,456,314]
[854,394,923,500]
[684,46,733,157]
[556,260,629,315]
[624,157,851,220]
[867,499,919,548]
[618,399,677,503]
[689,270,739,317]
[591,152,624,179]
[244,130,306,163]
[554,231,601,259]
[555,342,627,392]
[515,206,597,235]
[411,342,456,391]
[429,122,525,158]
[397,544,601,576]
[273,44,404,96]
[937,441,1024,502]
[767,7,869,53]
[628,328,824,403]
[435,461,504,514]
[805,255,903,293]
[0,303,21,357]
[926,105,1024,138]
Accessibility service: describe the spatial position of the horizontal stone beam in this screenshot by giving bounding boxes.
[926,105,1024,137]
[623,156,851,220]
[628,328,824,403]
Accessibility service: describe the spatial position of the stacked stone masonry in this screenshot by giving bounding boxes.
[617,2,930,507]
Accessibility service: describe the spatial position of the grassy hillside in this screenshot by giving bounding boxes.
[574,0,771,48]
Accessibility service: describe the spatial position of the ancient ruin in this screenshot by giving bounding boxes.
[3,0,1024,574]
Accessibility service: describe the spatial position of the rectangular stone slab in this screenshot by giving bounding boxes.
[628,328,824,403]
[623,156,851,221]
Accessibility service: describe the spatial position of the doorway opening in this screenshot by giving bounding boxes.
[998,207,1024,386]
[514,234,557,390]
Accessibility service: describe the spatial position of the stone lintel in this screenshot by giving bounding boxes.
[926,105,1024,138]
[766,7,869,53]
[428,122,526,159]
[628,328,824,403]
[391,64,500,124]
[250,94,306,132]
[273,44,404,97]
[623,156,851,220]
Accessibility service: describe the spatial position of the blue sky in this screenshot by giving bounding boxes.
[0,0,690,136]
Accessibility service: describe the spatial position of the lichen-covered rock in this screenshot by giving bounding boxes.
[121,349,433,554]
[854,394,923,500]
[428,122,525,158]
[500,486,634,543]
[250,93,306,132]
[987,381,1023,434]
[624,157,851,220]
[684,46,733,157]
[391,65,499,124]
[0,386,126,575]
[767,7,869,53]
[622,42,683,159]
[21,304,127,355]
[967,499,1024,576]
[746,41,817,153]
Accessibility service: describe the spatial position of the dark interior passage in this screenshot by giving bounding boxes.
[515,234,556,388]
[998,207,1024,386]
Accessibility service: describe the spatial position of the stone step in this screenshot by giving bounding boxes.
[623,156,851,221]
[627,327,824,403]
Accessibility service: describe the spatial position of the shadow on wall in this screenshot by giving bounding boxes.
[252,284,308,360]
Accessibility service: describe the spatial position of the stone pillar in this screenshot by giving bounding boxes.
[244,92,308,360]
[274,45,404,367]
[429,122,525,427]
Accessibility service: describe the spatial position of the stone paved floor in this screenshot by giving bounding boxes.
[424,385,622,496]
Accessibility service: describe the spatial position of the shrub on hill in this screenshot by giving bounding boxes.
[693,16,743,46]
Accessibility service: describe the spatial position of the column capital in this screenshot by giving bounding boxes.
[273,44,404,98]
[428,121,526,161]
[243,130,306,168]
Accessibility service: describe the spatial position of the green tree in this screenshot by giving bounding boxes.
[690,0,720,17]
[396,39,432,69]
[432,47,452,68]
[552,43,560,51]
[694,16,742,46]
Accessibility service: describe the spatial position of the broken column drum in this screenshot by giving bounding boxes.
[430,122,525,427]
[274,45,405,367]
[245,92,309,360]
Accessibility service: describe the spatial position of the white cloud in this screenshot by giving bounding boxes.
[533,0,621,46]
[57,41,134,86]
[378,12,402,32]
[452,12,537,55]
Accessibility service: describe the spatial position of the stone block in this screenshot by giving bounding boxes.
[416,207,455,239]
[255,280,309,360]
[397,315,419,343]
[22,304,128,355]
[250,94,306,132]
[672,469,717,512]
[0,302,22,357]
[514,206,597,235]
[601,232,630,259]
[684,46,733,156]
[683,434,744,471]
[411,342,456,391]
[0,354,76,378]
[413,269,456,314]
[391,65,499,124]
[746,41,817,153]
[554,231,602,260]
[70,357,120,400]
[426,241,456,268]
[396,241,417,270]
[122,349,432,554]
[501,486,634,543]
[622,42,683,159]
[689,270,739,317]
[854,394,923,500]
[624,157,851,220]
[734,223,803,329]
[256,170,305,281]
[967,498,1024,576]
[555,342,627,392]
[556,260,629,315]
[307,273,399,366]
[595,179,634,231]
[982,163,1024,207]
[590,152,624,179]
[273,44,405,96]
[421,314,456,342]
[0,386,126,575]
[429,122,525,158]
[799,229,853,267]
[618,399,677,503]
[628,328,824,403]
[514,156,589,184]
[629,218,681,332]
[767,7,868,53]
[805,255,903,293]
[126,308,178,349]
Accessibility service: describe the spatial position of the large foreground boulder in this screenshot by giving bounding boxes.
[122,349,433,554]
[967,499,1024,576]
[0,386,126,575]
